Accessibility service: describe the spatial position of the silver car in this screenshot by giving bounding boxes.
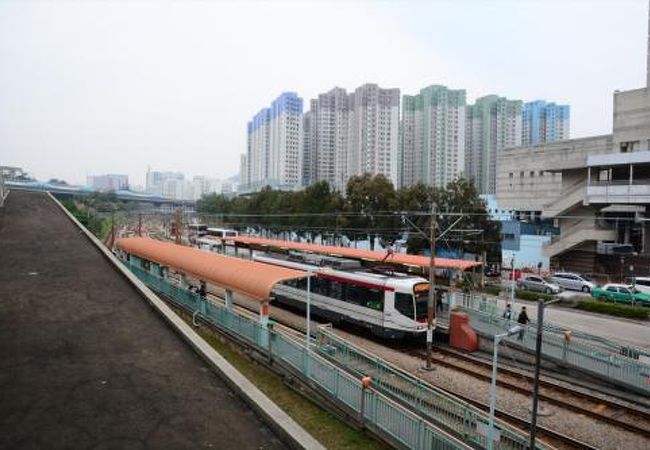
[517,275,562,294]
[550,272,596,293]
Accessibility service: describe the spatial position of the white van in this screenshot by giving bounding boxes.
[630,277,650,295]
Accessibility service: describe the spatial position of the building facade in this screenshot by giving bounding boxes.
[400,85,465,188]
[522,100,570,146]
[86,174,129,191]
[242,92,303,193]
[302,88,352,189]
[347,84,400,188]
[145,170,192,200]
[465,95,522,194]
[496,85,650,278]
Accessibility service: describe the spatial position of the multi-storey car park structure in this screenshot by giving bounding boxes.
[496,85,650,278]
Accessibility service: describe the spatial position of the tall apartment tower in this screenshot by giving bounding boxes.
[400,85,466,188]
[243,92,303,192]
[465,95,522,194]
[522,100,570,146]
[301,110,314,186]
[347,84,400,188]
[302,87,352,189]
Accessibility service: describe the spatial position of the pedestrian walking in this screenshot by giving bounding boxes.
[517,306,530,340]
[503,303,513,321]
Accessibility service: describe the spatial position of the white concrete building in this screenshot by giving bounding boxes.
[400,85,465,188]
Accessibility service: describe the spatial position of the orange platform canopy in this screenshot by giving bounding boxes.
[228,236,481,271]
[116,237,308,302]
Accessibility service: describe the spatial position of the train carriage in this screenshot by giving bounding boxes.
[254,253,431,338]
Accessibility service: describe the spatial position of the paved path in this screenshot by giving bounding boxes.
[0,192,287,449]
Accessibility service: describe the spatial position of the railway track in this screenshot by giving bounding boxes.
[409,347,650,440]
[161,278,645,449]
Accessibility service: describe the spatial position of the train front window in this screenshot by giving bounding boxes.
[414,283,429,321]
[394,293,415,320]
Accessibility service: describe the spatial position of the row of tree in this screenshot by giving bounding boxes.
[196,175,502,260]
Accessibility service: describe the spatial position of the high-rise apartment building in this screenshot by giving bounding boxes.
[400,85,465,188]
[301,110,314,187]
[302,87,352,189]
[522,100,570,146]
[347,84,400,188]
[242,92,303,192]
[465,95,522,194]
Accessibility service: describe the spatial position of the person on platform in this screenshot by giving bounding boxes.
[503,304,513,321]
[517,306,530,340]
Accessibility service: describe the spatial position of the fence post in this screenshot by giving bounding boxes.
[267,322,275,365]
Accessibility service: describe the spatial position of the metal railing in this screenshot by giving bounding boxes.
[124,260,471,450]
[451,293,650,395]
[316,327,548,450]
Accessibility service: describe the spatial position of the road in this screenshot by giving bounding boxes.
[492,287,650,350]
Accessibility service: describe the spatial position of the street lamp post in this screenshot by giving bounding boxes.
[306,269,312,351]
[510,257,516,306]
[426,204,437,371]
[487,325,522,450]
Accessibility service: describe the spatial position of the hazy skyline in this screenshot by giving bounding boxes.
[1,0,647,187]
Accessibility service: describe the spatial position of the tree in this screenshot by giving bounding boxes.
[345,174,397,250]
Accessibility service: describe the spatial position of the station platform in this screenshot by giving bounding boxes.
[0,192,300,449]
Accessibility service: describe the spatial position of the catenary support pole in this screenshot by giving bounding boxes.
[529,301,544,450]
[426,203,437,370]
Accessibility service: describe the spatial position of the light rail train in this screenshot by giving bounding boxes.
[254,252,432,338]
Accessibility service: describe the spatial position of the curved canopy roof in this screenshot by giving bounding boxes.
[117,237,307,302]
[228,236,481,271]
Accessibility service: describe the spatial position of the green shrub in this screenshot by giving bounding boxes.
[482,285,501,296]
[574,299,649,319]
[515,289,555,302]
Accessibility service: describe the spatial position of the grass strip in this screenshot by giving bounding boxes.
[174,309,388,450]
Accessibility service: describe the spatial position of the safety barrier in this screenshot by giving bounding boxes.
[316,327,547,450]
[454,291,650,359]
[123,260,471,450]
[453,297,650,395]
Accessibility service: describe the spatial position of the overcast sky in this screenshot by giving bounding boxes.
[0,0,647,187]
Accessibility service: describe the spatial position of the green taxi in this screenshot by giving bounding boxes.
[591,284,650,306]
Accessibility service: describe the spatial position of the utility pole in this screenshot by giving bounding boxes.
[425,203,437,371]
[138,213,142,237]
[529,297,560,450]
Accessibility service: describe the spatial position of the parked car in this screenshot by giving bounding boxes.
[628,277,650,296]
[517,275,562,294]
[591,284,650,306]
[550,272,597,292]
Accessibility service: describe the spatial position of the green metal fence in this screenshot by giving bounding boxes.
[459,305,650,395]
[448,293,650,395]
[124,260,470,450]
[316,327,546,450]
